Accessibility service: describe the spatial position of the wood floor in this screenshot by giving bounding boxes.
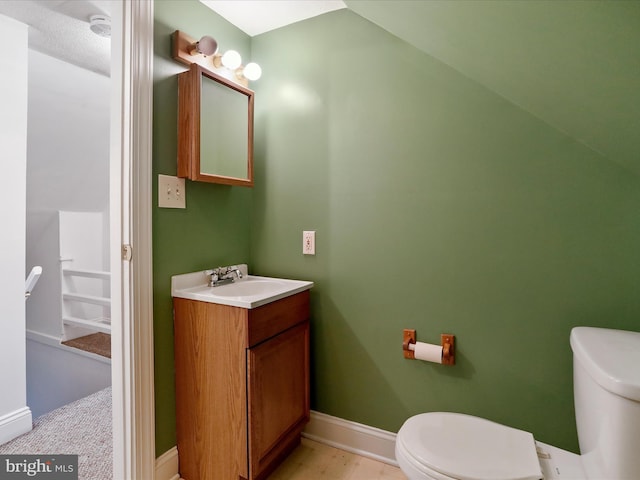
[270,438,408,480]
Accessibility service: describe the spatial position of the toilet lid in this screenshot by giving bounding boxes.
[397,412,542,480]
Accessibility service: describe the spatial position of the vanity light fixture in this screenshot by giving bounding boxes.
[172,30,262,85]
[189,35,218,57]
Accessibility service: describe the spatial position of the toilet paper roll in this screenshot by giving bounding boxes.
[413,341,443,364]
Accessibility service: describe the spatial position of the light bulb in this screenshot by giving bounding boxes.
[221,50,242,70]
[243,62,262,81]
[191,35,218,56]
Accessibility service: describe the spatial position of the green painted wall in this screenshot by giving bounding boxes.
[153,0,252,455]
[152,2,640,458]
[249,10,640,453]
[345,0,640,177]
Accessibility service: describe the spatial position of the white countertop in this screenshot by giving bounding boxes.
[171,267,313,309]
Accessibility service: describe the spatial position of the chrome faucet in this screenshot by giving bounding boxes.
[205,265,243,287]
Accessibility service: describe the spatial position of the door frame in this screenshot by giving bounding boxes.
[110,1,155,478]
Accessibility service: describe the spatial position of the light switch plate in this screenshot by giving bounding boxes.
[303,231,315,255]
[158,174,186,209]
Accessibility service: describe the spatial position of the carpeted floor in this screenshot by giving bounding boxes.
[0,387,112,479]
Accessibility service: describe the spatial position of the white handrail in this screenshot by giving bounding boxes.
[25,266,42,299]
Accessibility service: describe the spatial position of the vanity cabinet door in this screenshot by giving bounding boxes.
[247,321,310,479]
[173,298,249,480]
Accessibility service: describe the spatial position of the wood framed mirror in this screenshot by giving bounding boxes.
[177,63,254,187]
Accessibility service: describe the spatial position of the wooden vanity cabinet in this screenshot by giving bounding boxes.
[173,291,310,480]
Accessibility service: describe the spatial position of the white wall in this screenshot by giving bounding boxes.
[27,50,110,212]
[25,211,62,337]
[26,333,111,418]
[24,50,111,417]
[60,210,109,336]
[0,13,32,444]
[26,50,110,336]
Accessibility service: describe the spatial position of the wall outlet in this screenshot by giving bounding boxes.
[158,174,186,209]
[303,231,315,255]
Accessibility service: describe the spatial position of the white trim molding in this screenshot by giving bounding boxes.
[303,411,398,466]
[155,447,181,480]
[110,0,155,478]
[0,407,32,447]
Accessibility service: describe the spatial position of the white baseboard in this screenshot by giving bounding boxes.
[0,407,33,446]
[303,410,398,466]
[155,446,180,480]
[155,410,398,479]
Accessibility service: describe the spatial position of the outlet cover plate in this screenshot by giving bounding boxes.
[303,231,315,255]
[158,174,186,209]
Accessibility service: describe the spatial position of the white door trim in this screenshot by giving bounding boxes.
[110,1,155,478]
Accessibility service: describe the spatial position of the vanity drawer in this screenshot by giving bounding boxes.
[247,291,310,347]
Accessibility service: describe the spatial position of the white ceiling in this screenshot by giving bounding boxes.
[0,0,111,76]
[200,0,346,36]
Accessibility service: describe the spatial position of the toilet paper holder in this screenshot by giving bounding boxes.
[403,329,455,365]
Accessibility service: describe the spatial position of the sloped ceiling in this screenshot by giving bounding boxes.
[0,0,111,76]
[345,0,640,175]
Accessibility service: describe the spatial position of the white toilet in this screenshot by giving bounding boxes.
[395,327,640,480]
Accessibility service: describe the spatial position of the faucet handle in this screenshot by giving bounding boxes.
[204,268,221,280]
[206,265,242,279]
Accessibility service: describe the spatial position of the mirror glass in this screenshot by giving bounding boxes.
[178,64,254,187]
[200,75,248,179]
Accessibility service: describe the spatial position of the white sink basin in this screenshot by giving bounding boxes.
[171,267,313,309]
[198,278,292,297]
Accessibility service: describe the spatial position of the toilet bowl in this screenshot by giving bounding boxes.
[395,327,640,480]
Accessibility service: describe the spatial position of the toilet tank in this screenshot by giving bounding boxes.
[570,327,640,480]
